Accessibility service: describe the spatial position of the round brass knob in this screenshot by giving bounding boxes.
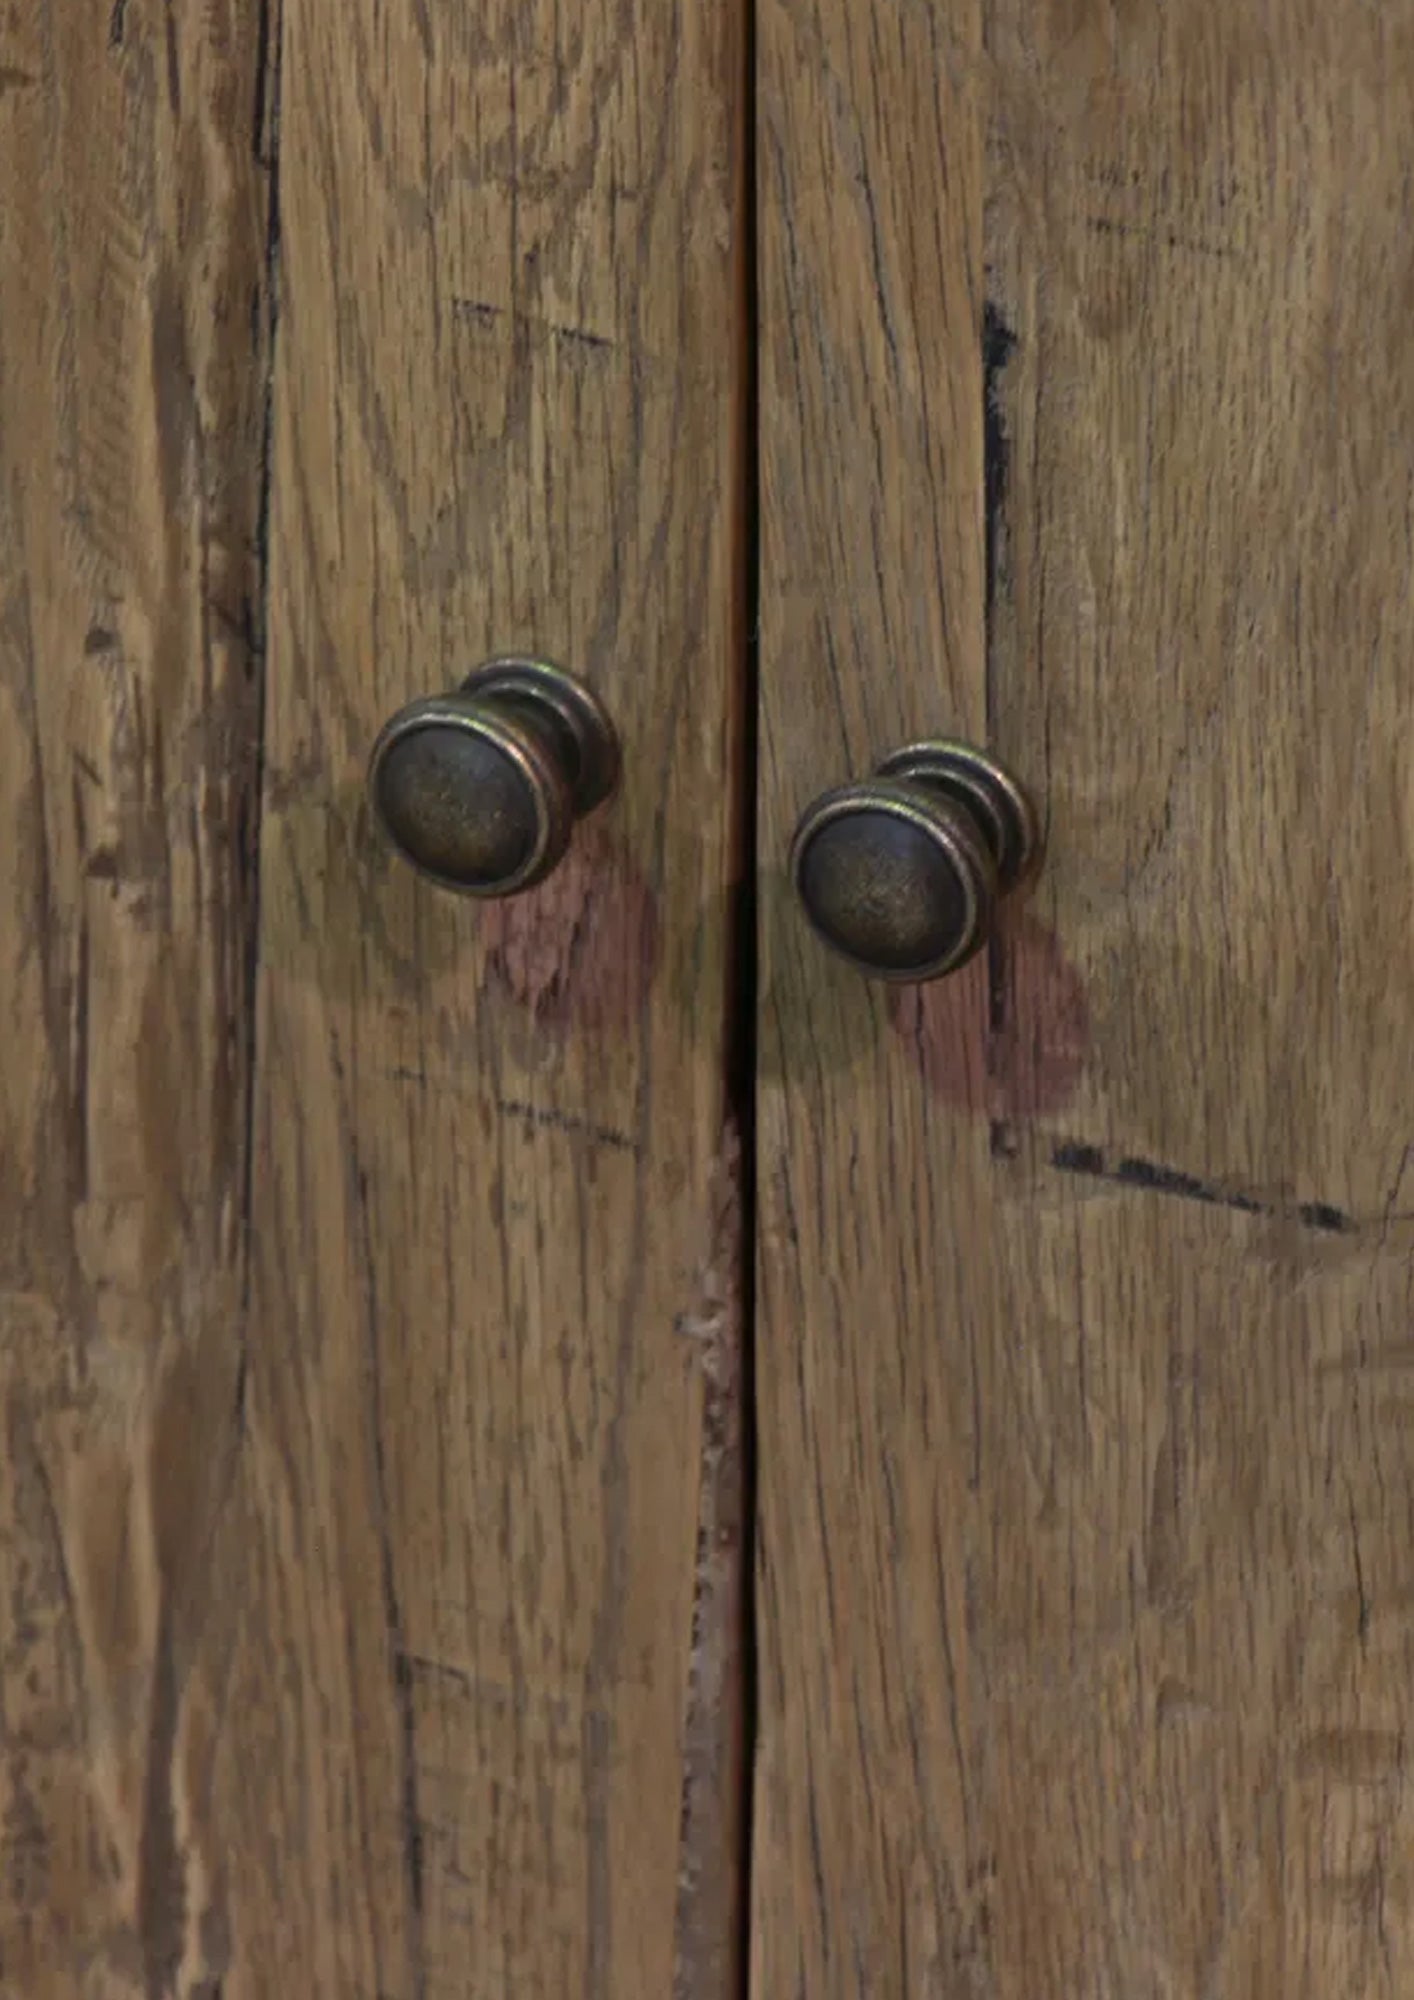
[368,658,620,896]
[790,739,1040,981]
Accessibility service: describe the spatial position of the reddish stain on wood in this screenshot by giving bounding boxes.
[481,821,659,1036]
[888,911,1089,1117]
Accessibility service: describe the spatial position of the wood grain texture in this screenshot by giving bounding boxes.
[209,3,748,1996]
[0,0,275,1993]
[755,2,1414,1994]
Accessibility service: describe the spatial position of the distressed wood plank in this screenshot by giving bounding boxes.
[0,1,275,1992]
[753,2,988,1983]
[213,3,749,1995]
[755,3,1414,1994]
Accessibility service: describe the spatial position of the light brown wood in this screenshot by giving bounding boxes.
[214,2,748,1996]
[0,2,275,1993]
[1,1,746,1994]
[755,3,1414,1994]
[15,0,1414,1988]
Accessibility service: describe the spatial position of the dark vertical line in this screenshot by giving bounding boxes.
[239,0,284,1322]
[981,303,1014,679]
[981,301,1015,1044]
[731,0,760,1987]
[355,1164,428,2000]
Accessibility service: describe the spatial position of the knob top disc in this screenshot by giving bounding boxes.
[369,697,571,896]
[791,782,998,981]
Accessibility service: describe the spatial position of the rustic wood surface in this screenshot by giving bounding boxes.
[754,2,1414,1994]
[0,1,275,1993]
[0,1,747,1995]
[221,0,748,1995]
[11,0,1414,1991]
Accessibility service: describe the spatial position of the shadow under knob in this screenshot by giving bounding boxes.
[368,657,620,896]
[790,739,1040,982]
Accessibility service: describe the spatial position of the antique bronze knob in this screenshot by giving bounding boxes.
[368,658,620,895]
[790,739,1040,981]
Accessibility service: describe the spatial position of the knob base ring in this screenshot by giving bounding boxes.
[875,740,1040,893]
[461,658,621,816]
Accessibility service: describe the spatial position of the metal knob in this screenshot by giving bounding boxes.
[790,739,1040,981]
[368,658,620,896]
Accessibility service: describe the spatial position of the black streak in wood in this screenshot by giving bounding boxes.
[136,1608,183,2000]
[1050,1139,1355,1234]
[982,304,1017,1042]
[982,301,1017,636]
[162,0,181,113]
[239,0,283,1329]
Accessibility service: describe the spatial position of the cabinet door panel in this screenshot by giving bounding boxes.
[755,5,1414,1993]
[224,4,749,1994]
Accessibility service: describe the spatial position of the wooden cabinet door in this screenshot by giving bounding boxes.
[6,1,1414,1996]
[0,3,747,1994]
[755,3,1414,1995]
